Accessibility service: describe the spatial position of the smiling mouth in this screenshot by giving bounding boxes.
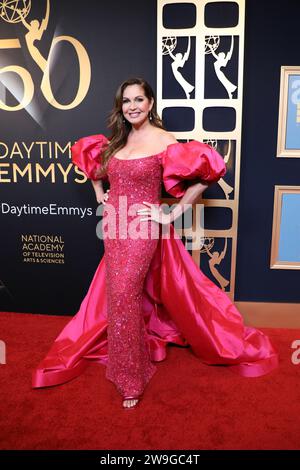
[129,112,141,117]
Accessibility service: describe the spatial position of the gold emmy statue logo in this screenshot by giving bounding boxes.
[0,0,31,23]
[0,0,91,112]
[201,237,230,291]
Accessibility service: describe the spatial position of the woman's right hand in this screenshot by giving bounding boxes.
[96,189,110,205]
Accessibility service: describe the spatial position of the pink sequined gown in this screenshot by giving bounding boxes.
[32,135,278,396]
[104,154,162,397]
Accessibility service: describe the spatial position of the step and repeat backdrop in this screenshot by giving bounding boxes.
[1,0,299,315]
[1,0,239,314]
[0,0,158,314]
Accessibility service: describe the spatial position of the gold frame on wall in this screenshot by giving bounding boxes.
[270,185,300,270]
[276,66,300,158]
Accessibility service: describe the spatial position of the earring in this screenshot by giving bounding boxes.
[149,112,153,121]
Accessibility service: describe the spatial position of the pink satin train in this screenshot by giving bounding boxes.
[32,225,278,388]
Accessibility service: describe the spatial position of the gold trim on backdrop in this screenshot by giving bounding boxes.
[270,185,300,270]
[277,65,300,158]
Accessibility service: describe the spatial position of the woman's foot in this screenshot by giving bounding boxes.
[122,397,139,409]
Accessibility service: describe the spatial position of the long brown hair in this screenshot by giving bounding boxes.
[97,77,165,178]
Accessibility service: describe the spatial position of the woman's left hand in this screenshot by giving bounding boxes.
[137,201,172,225]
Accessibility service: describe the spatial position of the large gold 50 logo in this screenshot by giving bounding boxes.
[0,0,91,111]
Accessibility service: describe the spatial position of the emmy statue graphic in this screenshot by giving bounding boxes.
[207,36,237,99]
[163,36,194,99]
[0,0,31,23]
[17,0,50,72]
[203,238,230,291]
[204,140,234,200]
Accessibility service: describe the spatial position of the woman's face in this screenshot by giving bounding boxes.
[122,84,153,126]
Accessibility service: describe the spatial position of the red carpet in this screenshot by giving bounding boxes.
[0,311,299,450]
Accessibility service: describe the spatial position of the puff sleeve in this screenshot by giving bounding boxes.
[71,134,109,181]
[161,140,226,198]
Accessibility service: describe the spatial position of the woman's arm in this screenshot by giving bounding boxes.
[91,180,108,205]
[169,181,208,223]
[138,181,208,225]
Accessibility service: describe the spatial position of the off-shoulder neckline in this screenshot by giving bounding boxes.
[112,142,178,161]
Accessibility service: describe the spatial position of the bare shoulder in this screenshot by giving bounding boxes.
[155,129,178,146]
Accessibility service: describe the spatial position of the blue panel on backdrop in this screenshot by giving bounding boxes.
[203,107,236,132]
[163,3,196,29]
[204,207,233,231]
[162,107,195,131]
[205,1,239,28]
[279,193,300,262]
[286,75,300,149]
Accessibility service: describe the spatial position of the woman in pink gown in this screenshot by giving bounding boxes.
[32,78,278,409]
